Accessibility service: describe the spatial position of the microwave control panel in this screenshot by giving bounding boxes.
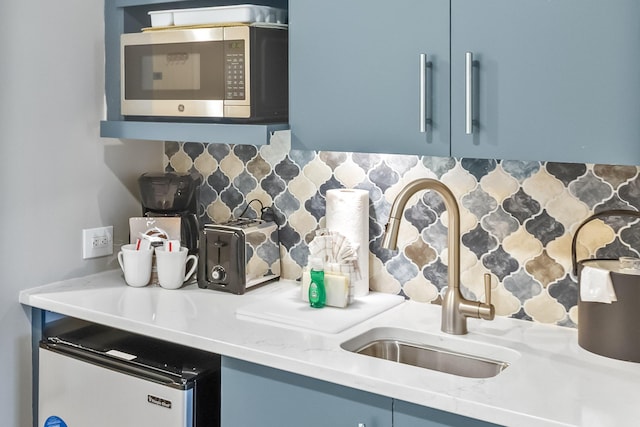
[225,40,246,100]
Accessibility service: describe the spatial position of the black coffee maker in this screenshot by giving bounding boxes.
[138,172,200,254]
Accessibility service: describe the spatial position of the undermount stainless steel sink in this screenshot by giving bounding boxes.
[353,339,507,378]
[341,327,517,379]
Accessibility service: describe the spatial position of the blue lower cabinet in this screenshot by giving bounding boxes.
[393,399,502,427]
[221,357,392,426]
[221,357,501,427]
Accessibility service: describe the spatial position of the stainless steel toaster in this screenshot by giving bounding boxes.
[198,219,280,294]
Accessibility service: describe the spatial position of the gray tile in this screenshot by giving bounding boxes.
[421,220,448,255]
[289,149,316,169]
[385,155,419,176]
[319,151,348,170]
[503,269,542,303]
[618,179,640,210]
[233,170,257,195]
[503,189,541,225]
[620,223,640,253]
[510,308,533,321]
[261,172,286,198]
[274,156,300,182]
[207,170,230,194]
[183,142,205,161]
[257,240,280,266]
[482,245,519,281]
[547,275,578,312]
[220,186,244,213]
[502,160,541,182]
[422,259,448,291]
[357,180,383,203]
[593,197,637,231]
[482,207,519,242]
[318,176,342,195]
[525,210,565,246]
[304,191,325,221]
[234,145,258,163]
[569,171,612,209]
[422,156,456,178]
[275,189,301,217]
[545,162,587,186]
[461,158,497,181]
[207,143,231,161]
[595,237,638,260]
[462,187,497,220]
[369,161,399,193]
[165,141,180,158]
[462,224,498,259]
[386,253,419,284]
[403,199,437,232]
[353,153,383,171]
[290,241,310,267]
[278,222,301,251]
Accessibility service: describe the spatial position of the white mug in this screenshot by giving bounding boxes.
[117,244,154,287]
[155,246,198,290]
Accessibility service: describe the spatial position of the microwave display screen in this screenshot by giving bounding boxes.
[124,41,225,100]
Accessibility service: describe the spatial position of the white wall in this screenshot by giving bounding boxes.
[0,1,163,425]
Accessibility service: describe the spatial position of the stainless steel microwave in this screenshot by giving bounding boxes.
[120,26,288,121]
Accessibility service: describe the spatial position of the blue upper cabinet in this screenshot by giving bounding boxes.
[289,0,451,156]
[451,0,640,165]
[290,0,640,165]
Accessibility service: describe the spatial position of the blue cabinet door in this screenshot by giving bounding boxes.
[394,399,502,427]
[289,0,450,156]
[451,0,640,165]
[221,357,392,426]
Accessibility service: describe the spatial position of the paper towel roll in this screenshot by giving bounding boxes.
[326,189,369,297]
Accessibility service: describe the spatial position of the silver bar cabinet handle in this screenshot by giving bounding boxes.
[465,51,473,135]
[420,53,432,133]
[420,53,427,133]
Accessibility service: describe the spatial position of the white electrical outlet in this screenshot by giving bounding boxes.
[82,226,114,259]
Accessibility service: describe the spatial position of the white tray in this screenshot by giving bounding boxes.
[148,10,175,27]
[149,4,287,28]
[236,288,404,334]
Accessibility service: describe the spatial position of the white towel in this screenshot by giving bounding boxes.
[580,266,617,304]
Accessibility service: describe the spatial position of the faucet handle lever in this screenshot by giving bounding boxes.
[484,273,492,305]
[476,273,495,321]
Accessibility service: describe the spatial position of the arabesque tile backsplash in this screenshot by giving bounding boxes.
[164,132,640,327]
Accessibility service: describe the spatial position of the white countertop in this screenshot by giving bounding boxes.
[20,270,640,427]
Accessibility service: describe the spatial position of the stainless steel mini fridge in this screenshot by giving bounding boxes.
[38,322,220,427]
